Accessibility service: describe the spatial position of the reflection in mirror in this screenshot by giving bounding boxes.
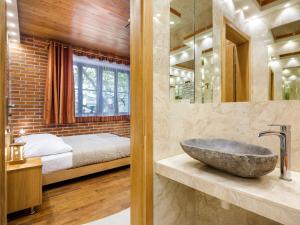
[232,0,300,102]
[194,0,214,104]
[170,0,195,103]
[169,0,213,103]
[268,20,300,100]
[170,0,300,103]
[221,19,250,102]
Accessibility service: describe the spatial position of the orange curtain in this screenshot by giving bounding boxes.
[44,42,75,124]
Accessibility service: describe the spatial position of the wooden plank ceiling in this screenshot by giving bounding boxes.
[256,0,280,7]
[17,0,130,58]
[271,20,300,40]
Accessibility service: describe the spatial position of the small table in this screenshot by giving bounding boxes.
[7,157,42,214]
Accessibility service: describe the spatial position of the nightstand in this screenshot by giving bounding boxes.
[6,157,42,214]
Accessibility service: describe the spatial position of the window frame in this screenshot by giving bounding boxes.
[73,61,130,117]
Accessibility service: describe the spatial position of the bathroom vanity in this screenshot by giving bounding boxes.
[155,154,300,225]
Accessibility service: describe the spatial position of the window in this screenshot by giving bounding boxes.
[73,56,130,117]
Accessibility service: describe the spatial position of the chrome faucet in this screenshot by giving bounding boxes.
[258,124,292,181]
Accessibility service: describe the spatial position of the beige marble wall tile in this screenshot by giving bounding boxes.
[153,0,300,225]
[195,192,281,225]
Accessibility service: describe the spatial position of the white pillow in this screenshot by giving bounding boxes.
[15,134,72,158]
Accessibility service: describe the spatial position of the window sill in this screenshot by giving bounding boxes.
[76,115,130,123]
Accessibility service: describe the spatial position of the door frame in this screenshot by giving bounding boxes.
[130,0,153,225]
[0,0,154,224]
[221,17,251,102]
[0,0,7,224]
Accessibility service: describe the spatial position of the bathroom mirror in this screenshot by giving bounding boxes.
[170,0,195,103]
[169,0,213,103]
[268,20,300,100]
[170,0,300,103]
[194,0,214,104]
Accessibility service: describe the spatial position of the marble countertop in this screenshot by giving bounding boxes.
[155,154,300,225]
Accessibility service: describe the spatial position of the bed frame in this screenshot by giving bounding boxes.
[42,156,131,185]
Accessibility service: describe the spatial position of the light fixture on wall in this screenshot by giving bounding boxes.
[7,11,14,17]
[19,128,26,136]
[7,22,16,28]
[6,0,20,43]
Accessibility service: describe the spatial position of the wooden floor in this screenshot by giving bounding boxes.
[7,167,130,225]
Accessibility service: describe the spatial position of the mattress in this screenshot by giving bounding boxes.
[41,133,130,174]
[42,152,73,174]
[62,133,130,168]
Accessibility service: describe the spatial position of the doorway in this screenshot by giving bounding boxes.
[0,0,154,225]
[221,17,251,102]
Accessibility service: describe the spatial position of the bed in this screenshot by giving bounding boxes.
[15,133,131,185]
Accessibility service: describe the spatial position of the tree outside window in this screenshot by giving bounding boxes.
[73,59,130,117]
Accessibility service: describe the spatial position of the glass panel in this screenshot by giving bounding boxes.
[103,70,115,92]
[102,91,115,115]
[118,93,129,113]
[82,90,97,115]
[73,65,79,115]
[194,0,214,103]
[82,66,97,91]
[73,65,79,89]
[170,0,195,103]
[118,72,129,114]
[118,72,129,93]
[102,70,115,115]
[82,66,97,115]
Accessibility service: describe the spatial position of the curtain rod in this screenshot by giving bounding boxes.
[74,49,130,63]
[45,42,130,63]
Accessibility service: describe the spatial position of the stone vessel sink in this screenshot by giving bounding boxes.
[180,139,278,178]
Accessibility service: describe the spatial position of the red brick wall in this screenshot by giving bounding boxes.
[8,35,130,137]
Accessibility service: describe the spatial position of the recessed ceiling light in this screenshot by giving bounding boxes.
[7,22,16,28]
[156,13,161,17]
[6,0,12,3]
[170,21,175,25]
[7,11,14,17]
[243,6,249,10]
[8,31,17,36]
[235,9,241,13]
[284,3,291,8]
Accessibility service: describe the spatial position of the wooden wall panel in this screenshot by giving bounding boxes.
[0,0,7,223]
[130,0,153,225]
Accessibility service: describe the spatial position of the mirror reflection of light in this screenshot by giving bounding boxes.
[289,75,297,81]
[247,17,263,30]
[283,40,296,50]
[287,58,298,67]
[201,37,213,50]
[283,69,290,75]
[267,46,274,55]
[170,56,176,65]
[269,60,280,69]
[278,7,298,24]
[181,51,188,58]
[170,77,175,85]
